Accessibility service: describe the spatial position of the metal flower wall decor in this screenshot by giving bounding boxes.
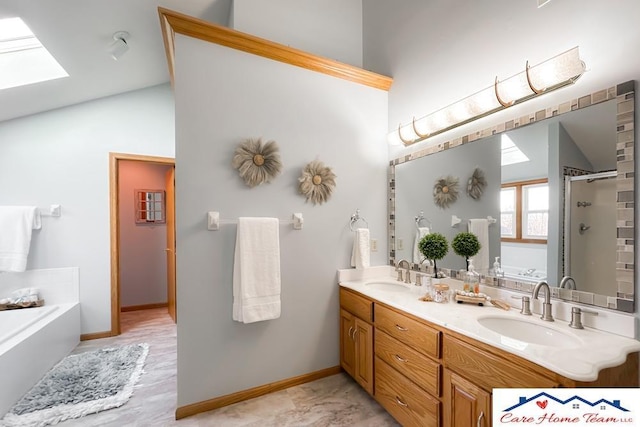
[467,167,487,200]
[298,160,336,205]
[231,138,283,188]
[433,175,459,209]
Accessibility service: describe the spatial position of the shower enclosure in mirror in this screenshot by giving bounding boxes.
[388,81,635,312]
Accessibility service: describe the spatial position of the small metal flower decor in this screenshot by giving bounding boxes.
[466,167,487,200]
[298,160,337,205]
[231,138,283,188]
[433,175,459,209]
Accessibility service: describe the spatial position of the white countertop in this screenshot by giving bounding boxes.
[338,266,640,382]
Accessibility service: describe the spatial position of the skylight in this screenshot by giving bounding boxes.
[0,17,68,90]
[501,134,530,166]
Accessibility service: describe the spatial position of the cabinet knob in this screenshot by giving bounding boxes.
[394,324,408,332]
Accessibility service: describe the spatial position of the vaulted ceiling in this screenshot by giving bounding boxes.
[0,0,231,123]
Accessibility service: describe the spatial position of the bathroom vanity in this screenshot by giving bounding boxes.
[339,270,640,427]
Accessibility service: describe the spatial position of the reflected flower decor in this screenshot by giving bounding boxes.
[231,138,283,188]
[433,175,459,209]
[467,167,487,200]
[298,160,337,205]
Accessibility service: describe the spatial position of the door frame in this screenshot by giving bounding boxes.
[109,152,176,336]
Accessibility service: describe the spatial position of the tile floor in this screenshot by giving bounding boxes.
[57,308,399,427]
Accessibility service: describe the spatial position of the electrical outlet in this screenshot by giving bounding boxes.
[371,239,378,252]
[397,239,404,250]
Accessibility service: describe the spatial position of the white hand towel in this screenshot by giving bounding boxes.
[0,206,41,272]
[233,217,281,323]
[350,228,370,269]
[412,227,430,264]
[468,219,489,273]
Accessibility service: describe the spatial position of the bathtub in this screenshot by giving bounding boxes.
[0,302,80,417]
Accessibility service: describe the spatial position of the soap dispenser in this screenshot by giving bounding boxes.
[493,256,503,277]
[466,260,480,294]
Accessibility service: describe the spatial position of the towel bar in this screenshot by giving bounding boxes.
[207,211,303,231]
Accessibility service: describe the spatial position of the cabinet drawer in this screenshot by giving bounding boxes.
[340,288,372,323]
[443,335,559,390]
[375,329,440,397]
[374,304,440,359]
[375,356,439,427]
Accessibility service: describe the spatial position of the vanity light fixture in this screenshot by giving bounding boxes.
[388,46,585,146]
[109,31,130,61]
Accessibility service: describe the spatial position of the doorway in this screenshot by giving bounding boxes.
[109,153,176,336]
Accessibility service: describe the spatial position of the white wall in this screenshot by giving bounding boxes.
[174,33,387,406]
[0,84,175,334]
[232,0,363,67]
[118,161,172,308]
[363,0,640,335]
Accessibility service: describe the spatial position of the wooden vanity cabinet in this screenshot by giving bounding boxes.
[339,287,639,427]
[443,369,490,427]
[373,303,442,427]
[339,289,373,395]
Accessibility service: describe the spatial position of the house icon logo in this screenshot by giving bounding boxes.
[504,392,630,412]
[493,388,639,426]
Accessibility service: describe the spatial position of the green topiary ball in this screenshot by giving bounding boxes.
[418,232,449,261]
[451,232,481,259]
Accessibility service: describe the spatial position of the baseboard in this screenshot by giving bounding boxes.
[121,302,168,312]
[80,331,114,341]
[175,365,342,420]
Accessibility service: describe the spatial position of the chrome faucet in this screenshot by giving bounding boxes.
[532,281,554,322]
[521,268,536,277]
[396,259,412,284]
[559,276,577,290]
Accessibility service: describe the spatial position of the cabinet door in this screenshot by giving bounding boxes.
[354,318,373,395]
[340,309,356,378]
[443,369,490,427]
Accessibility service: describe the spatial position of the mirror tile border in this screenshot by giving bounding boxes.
[388,81,635,313]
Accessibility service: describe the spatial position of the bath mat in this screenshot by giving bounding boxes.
[0,343,148,427]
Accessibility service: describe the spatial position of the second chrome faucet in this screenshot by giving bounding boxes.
[532,281,554,322]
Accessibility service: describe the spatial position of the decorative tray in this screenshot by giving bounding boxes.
[0,300,45,311]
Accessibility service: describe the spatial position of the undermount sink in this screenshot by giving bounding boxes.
[363,280,411,292]
[477,316,582,348]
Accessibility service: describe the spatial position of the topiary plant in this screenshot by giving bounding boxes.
[451,232,481,271]
[418,233,449,278]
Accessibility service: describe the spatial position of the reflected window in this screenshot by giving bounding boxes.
[501,179,548,243]
[135,190,165,224]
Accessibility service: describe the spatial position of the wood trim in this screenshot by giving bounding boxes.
[501,238,547,245]
[175,366,342,420]
[157,7,393,92]
[109,152,175,337]
[501,178,548,188]
[109,153,120,336]
[80,331,114,341]
[121,302,168,312]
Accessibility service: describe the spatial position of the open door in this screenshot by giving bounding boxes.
[166,167,176,322]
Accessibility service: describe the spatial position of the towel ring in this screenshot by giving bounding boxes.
[415,211,432,231]
[350,209,369,231]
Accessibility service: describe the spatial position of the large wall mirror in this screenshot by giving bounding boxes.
[389,81,635,313]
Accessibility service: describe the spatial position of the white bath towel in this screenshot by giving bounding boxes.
[468,218,489,273]
[0,206,41,272]
[412,227,430,264]
[350,228,370,269]
[233,217,281,323]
